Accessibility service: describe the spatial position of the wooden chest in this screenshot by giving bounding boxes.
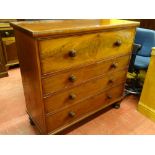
[11,19,139,134]
[0,21,19,78]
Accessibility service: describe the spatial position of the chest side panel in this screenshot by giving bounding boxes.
[14,30,46,134]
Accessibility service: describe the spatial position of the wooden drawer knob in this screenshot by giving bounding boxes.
[68,111,76,117]
[111,62,118,68]
[69,93,76,100]
[68,49,76,57]
[68,75,76,82]
[107,95,112,99]
[114,40,122,46]
[108,79,114,84]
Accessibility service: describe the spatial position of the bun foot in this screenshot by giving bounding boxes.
[29,116,35,126]
[113,103,120,109]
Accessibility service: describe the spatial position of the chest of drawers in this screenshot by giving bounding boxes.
[11,19,139,134]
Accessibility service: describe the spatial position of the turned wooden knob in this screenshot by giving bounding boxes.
[107,95,112,99]
[111,62,118,68]
[108,79,114,84]
[68,111,76,117]
[69,93,76,100]
[68,49,76,57]
[114,40,122,46]
[68,75,76,82]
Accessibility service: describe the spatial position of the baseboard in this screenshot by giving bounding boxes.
[138,102,155,122]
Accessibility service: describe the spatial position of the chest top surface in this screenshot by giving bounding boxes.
[10,19,139,38]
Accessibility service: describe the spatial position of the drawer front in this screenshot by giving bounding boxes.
[46,84,124,133]
[42,54,130,95]
[39,28,135,74]
[44,70,127,114]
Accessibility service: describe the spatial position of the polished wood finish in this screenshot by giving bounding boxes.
[14,30,46,134]
[42,54,130,95]
[11,19,139,37]
[39,28,135,74]
[11,19,139,134]
[44,69,127,114]
[46,84,124,133]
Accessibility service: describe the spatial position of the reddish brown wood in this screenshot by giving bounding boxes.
[38,28,135,74]
[44,69,127,114]
[11,20,139,134]
[14,30,46,134]
[46,84,124,133]
[42,54,130,95]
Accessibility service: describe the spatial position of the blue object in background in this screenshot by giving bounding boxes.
[134,28,155,69]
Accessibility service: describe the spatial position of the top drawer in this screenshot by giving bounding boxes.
[38,28,135,74]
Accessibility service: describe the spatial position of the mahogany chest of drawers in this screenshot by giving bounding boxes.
[11,20,139,134]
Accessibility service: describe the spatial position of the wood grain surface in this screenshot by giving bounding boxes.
[44,69,127,114]
[11,20,139,134]
[39,28,135,73]
[10,19,139,37]
[46,84,124,133]
[42,54,130,95]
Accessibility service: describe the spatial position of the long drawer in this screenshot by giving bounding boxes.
[38,28,135,74]
[42,54,130,95]
[44,69,127,114]
[46,84,124,133]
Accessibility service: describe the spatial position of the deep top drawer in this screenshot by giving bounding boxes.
[38,28,135,74]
